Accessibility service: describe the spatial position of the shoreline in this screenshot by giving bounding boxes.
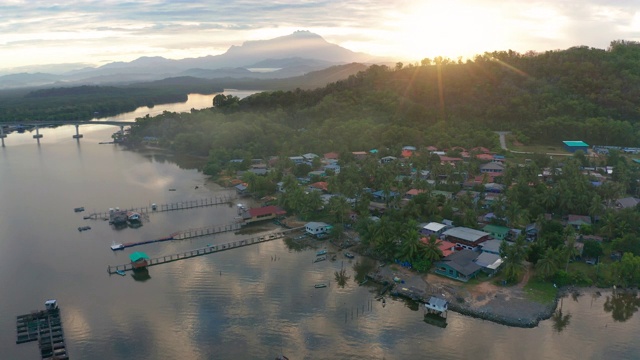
[364,265,615,328]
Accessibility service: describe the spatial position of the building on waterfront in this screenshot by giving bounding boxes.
[129,252,150,269]
[241,205,286,224]
[434,249,483,282]
[305,222,332,237]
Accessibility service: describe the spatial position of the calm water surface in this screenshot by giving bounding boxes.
[1,107,640,359]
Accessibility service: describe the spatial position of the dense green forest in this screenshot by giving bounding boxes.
[0,78,223,121]
[128,40,640,170]
[0,63,366,122]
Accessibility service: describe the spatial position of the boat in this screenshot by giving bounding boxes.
[314,255,327,263]
[168,188,176,191]
[344,252,355,259]
[77,226,91,232]
[314,283,327,288]
[316,249,327,256]
[74,207,85,212]
[115,270,126,276]
[110,242,124,251]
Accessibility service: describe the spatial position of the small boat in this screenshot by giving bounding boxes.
[314,255,327,263]
[78,226,91,232]
[168,188,176,191]
[74,207,85,212]
[316,249,327,256]
[344,252,355,259]
[111,242,124,251]
[115,270,126,276]
[314,283,327,288]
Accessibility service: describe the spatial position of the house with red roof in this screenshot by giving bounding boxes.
[309,181,329,192]
[324,152,340,160]
[439,155,463,166]
[241,205,287,224]
[421,238,456,257]
[476,153,495,161]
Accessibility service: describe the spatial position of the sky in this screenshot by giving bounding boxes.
[1,0,639,73]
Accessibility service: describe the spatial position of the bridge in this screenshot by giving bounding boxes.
[0,120,134,146]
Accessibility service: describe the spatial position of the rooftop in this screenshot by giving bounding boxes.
[563,141,589,147]
[443,227,490,242]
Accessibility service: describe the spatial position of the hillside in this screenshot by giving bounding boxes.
[126,41,640,164]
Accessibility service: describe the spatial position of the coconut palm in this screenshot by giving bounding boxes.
[422,235,444,263]
[536,247,561,279]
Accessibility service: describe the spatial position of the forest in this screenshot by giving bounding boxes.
[0,79,224,122]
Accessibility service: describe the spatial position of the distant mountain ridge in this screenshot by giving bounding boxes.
[0,31,380,90]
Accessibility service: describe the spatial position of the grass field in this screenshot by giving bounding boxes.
[524,279,558,304]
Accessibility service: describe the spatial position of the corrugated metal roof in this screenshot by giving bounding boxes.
[563,141,589,147]
[443,227,489,242]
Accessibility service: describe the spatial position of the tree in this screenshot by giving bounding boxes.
[536,247,561,279]
[422,235,444,263]
[502,236,528,283]
[582,240,604,259]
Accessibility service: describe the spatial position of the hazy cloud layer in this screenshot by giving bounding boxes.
[0,0,639,71]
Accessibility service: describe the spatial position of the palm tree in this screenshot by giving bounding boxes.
[397,226,422,263]
[422,235,444,263]
[536,247,561,279]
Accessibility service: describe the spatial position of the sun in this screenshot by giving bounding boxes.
[392,1,505,61]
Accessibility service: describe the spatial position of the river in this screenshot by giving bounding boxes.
[1,99,640,359]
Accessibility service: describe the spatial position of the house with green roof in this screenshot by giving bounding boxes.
[563,141,589,153]
[482,224,510,240]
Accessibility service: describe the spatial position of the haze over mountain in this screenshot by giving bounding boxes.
[0,31,381,90]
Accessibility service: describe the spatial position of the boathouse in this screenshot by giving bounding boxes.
[424,296,448,314]
[129,252,150,269]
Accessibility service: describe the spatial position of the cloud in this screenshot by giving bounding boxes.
[0,0,639,71]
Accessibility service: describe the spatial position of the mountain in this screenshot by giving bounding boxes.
[0,31,380,90]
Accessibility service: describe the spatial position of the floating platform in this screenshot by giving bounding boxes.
[16,300,69,359]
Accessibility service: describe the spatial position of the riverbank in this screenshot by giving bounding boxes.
[367,264,559,328]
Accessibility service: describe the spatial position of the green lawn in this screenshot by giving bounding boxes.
[524,279,558,304]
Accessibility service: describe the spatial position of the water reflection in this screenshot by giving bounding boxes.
[352,258,376,283]
[335,268,350,288]
[131,268,152,282]
[603,291,640,322]
[552,299,572,332]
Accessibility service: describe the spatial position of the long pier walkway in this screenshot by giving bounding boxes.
[16,307,68,359]
[85,194,236,220]
[113,222,245,250]
[108,227,304,274]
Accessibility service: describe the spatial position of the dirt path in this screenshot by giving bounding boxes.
[517,262,532,289]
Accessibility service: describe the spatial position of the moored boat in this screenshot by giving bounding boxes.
[314,255,327,263]
[314,283,327,288]
[316,249,327,256]
[111,242,124,251]
[344,252,355,259]
[115,270,126,276]
[74,207,84,212]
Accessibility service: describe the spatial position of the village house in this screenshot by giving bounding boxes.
[483,224,510,240]
[434,249,483,282]
[615,197,640,209]
[380,156,397,164]
[479,239,507,255]
[474,252,503,275]
[241,205,287,224]
[442,227,491,250]
[567,214,592,229]
[480,162,505,174]
[420,222,449,239]
[352,151,368,160]
[305,222,332,237]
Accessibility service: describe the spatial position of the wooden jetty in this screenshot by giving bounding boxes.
[16,300,69,360]
[111,222,245,250]
[85,195,236,220]
[108,227,304,274]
